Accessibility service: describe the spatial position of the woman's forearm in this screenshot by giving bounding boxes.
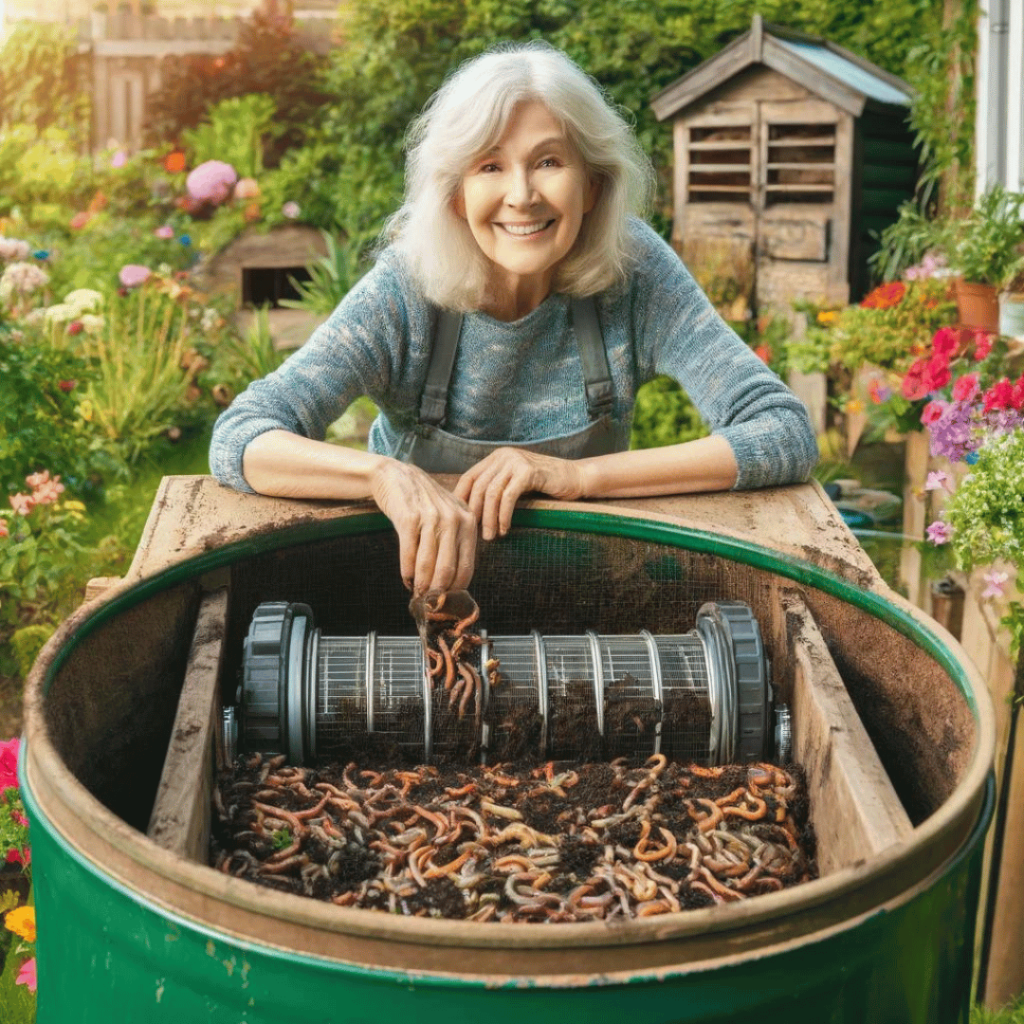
[575,434,739,499]
[241,429,389,500]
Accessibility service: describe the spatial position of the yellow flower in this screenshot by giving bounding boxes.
[61,500,87,513]
[846,398,865,414]
[5,905,36,943]
[816,310,839,325]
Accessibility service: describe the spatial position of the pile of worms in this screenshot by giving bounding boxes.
[211,753,816,922]
[420,590,490,722]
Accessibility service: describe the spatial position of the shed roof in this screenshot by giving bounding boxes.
[651,14,914,122]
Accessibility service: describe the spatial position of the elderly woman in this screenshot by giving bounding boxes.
[209,42,817,595]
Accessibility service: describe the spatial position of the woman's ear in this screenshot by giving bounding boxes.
[583,175,602,214]
[452,188,467,220]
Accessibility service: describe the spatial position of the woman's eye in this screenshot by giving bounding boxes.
[539,157,560,168]
[479,162,500,173]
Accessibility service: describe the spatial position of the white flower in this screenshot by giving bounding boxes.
[0,261,49,300]
[0,237,31,262]
[200,307,220,332]
[64,288,103,314]
[44,302,77,324]
[79,314,105,334]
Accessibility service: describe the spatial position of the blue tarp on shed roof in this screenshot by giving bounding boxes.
[777,39,913,106]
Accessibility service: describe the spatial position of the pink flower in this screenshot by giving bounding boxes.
[0,519,7,539]
[154,225,175,239]
[118,264,151,288]
[901,359,929,400]
[110,149,128,168]
[281,201,301,219]
[0,737,18,790]
[15,957,36,994]
[9,492,34,516]
[973,331,994,361]
[186,160,238,204]
[31,476,64,505]
[952,373,979,404]
[925,470,952,492]
[69,211,91,230]
[67,320,83,336]
[926,520,953,545]
[921,400,945,424]
[982,570,1010,600]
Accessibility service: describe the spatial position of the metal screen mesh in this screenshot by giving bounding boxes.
[228,525,769,766]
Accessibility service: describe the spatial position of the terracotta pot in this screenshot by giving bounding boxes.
[955,279,1000,331]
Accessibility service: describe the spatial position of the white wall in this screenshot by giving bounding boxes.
[976,0,1024,194]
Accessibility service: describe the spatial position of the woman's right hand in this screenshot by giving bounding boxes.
[370,460,478,596]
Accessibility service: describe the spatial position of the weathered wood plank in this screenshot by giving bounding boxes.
[146,587,228,860]
[784,590,913,875]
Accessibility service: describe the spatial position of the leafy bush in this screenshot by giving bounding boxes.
[0,21,89,140]
[0,331,111,497]
[182,94,279,180]
[631,376,708,449]
[144,8,331,166]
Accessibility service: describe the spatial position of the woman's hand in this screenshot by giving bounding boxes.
[454,448,584,540]
[370,460,478,595]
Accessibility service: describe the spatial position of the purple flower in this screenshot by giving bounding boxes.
[926,520,953,545]
[118,264,151,288]
[928,401,980,463]
[186,160,238,204]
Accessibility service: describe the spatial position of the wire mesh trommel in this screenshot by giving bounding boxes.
[237,600,780,766]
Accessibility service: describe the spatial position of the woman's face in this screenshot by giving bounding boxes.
[455,101,598,308]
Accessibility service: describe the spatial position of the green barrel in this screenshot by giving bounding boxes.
[22,505,995,1024]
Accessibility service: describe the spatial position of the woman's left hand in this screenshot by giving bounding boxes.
[454,448,584,541]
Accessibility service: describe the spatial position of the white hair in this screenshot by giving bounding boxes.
[384,41,656,310]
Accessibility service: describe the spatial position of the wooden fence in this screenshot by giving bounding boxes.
[82,13,240,153]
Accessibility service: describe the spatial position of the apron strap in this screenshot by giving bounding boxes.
[419,308,464,426]
[419,297,613,427]
[571,296,614,420]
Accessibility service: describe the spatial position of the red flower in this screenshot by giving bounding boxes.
[983,379,1014,412]
[753,344,771,364]
[163,150,186,174]
[860,281,906,310]
[67,320,83,336]
[923,355,951,392]
[58,379,77,392]
[930,326,959,360]
[1013,374,1024,411]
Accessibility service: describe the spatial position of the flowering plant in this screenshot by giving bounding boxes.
[0,740,29,870]
[921,326,1024,653]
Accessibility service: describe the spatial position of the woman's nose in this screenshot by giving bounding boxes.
[505,167,536,206]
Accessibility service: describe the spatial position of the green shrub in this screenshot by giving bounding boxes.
[631,376,708,450]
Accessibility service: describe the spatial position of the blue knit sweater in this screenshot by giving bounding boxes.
[209,219,817,491]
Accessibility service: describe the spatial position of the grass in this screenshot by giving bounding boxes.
[973,997,1024,1023]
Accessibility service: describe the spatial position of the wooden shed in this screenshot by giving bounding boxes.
[650,15,917,315]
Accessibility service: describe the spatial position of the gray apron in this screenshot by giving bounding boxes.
[394,296,628,474]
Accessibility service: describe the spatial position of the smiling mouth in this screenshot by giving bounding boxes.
[499,219,555,237]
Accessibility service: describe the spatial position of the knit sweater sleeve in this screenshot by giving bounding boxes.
[628,221,818,489]
[208,254,412,493]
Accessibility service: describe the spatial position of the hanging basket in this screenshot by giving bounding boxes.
[955,279,1000,331]
[998,291,1024,341]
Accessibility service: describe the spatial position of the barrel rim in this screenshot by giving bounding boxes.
[22,502,997,962]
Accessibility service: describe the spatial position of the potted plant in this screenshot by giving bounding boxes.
[951,185,1024,331]
[999,258,1024,342]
